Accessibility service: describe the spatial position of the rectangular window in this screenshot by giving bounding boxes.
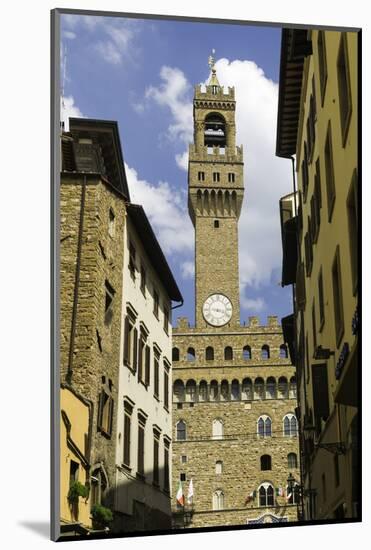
[145,345,151,387]
[198,171,205,181]
[214,220,219,228]
[164,439,170,492]
[108,208,115,238]
[307,93,316,162]
[301,142,309,202]
[104,280,115,325]
[129,241,136,278]
[312,363,330,435]
[304,227,313,277]
[347,170,358,294]
[153,289,159,319]
[138,335,145,383]
[153,431,160,486]
[69,460,79,485]
[123,400,133,467]
[317,31,328,105]
[163,305,169,334]
[137,413,147,479]
[213,172,220,182]
[140,264,146,296]
[332,245,345,347]
[325,122,336,221]
[337,33,352,145]
[181,455,187,464]
[123,317,137,371]
[334,454,340,487]
[180,473,186,482]
[97,389,114,437]
[322,473,327,502]
[228,173,235,183]
[318,269,325,330]
[154,352,160,399]
[312,300,317,352]
[164,364,169,410]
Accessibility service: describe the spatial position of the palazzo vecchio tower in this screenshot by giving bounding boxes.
[171,53,300,528]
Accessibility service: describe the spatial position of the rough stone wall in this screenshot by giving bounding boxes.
[171,318,300,528]
[60,175,126,495]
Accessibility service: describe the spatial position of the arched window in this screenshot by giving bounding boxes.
[266,377,276,399]
[288,453,298,469]
[199,380,208,402]
[243,345,252,360]
[220,380,229,401]
[287,483,300,504]
[260,455,272,471]
[185,380,197,402]
[257,415,272,437]
[231,379,240,401]
[258,483,274,507]
[90,467,108,510]
[280,344,288,358]
[261,345,270,359]
[289,376,297,398]
[206,346,214,361]
[212,489,225,510]
[210,380,219,401]
[173,379,185,402]
[242,378,252,400]
[212,418,224,440]
[254,377,265,400]
[176,420,186,441]
[278,376,288,398]
[172,347,180,361]
[224,346,233,360]
[283,414,298,436]
[204,113,226,147]
[215,460,223,474]
[187,347,196,361]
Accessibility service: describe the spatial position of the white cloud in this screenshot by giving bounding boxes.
[62,14,138,65]
[125,164,194,257]
[175,151,189,171]
[61,96,83,131]
[181,261,195,279]
[240,295,266,312]
[145,66,193,150]
[62,30,76,40]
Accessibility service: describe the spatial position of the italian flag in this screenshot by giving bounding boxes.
[276,487,285,497]
[176,480,184,506]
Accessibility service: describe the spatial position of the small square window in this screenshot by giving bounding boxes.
[181,455,187,464]
[214,220,219,228]
[180,473,186,482]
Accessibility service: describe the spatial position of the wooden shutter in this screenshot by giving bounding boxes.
[97,390,104,430]
[145,345,150,386]
[164,369,169,409]
[123,317,130,364]
[138,337,143,381]
[108,397,114,436]
[123,413,131,466]
[312,363,330,431]
[133,328,138,372]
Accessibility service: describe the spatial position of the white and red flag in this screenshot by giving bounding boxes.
[187,478,194,504]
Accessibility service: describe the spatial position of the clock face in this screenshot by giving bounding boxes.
[203,294,232,326]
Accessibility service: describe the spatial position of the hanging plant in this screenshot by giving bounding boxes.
[68,481,90,502]
[91,503,113,528]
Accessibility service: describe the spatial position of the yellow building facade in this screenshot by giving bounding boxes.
[277,28,359,521]
[60,386,92,534]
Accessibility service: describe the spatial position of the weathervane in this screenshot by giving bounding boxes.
[208,49,216,72]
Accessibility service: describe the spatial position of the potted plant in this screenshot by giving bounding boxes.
[68,481,90,503]
[91,503,113,530]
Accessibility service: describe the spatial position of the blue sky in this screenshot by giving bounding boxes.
[61,13,294,326]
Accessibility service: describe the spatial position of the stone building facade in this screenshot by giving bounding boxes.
[276,29,359,521]
[172,59,300,528]
[60,119,129,523]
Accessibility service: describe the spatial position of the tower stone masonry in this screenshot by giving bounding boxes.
[172,58,300,528]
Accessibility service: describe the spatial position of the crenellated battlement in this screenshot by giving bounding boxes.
[189,143,243,163]
[194,83,235,100]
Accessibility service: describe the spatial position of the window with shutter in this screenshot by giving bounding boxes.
[145,345,151,386]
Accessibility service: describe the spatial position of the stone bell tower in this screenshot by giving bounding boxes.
[188,51,244,328]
